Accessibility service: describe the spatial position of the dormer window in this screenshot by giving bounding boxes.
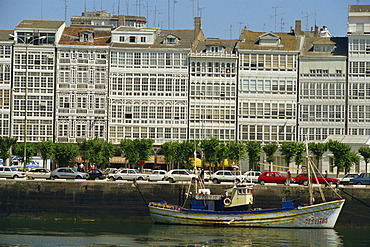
[79,30,94,42]
[129,36,136,43]
[165,34,178,45]
[312,39,336,53]
[259,32,281,46]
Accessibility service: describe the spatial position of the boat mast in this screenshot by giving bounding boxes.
[305,137,314,205]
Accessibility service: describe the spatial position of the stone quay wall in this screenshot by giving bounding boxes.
[0,180,368,226]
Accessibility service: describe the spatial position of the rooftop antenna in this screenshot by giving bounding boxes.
[118,0,120,15]
[302,11,310,31]
[168,0,171,29]
[198,6,205,17]
[173,0,177,29]
[280,17,286,32]
[40,0,43,20]
[134,0,143,15]
[126,0,129,15]
[271,6,283,32]
[93,0,96,11]
[61,0,68,23]
[101,0,103,10]
[238,21,244,32]
[84,0,86,12]
[228,24,233,39]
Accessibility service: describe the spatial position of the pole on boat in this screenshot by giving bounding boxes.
[305,136,314,205]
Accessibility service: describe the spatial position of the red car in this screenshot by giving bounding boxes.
[293,173,339,186]
[258,171,292,185]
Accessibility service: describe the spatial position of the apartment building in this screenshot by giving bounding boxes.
[347,5,370,136]
[298,27,347,142]
[236,23,303,143]
[189,38,238,141]
[0,30,13,137]
[56,27,110,143]
[107,18,203,145]
[10,20,65,143]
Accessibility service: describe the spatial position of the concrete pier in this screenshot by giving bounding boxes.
[0,180,368,226]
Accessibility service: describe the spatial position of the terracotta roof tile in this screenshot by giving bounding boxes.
[58,27,110,46]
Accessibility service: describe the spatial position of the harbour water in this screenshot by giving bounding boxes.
[0,217,369,246]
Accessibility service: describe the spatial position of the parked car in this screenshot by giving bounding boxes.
[350,173,370,185]
[87,169,106,180]
[293,173,339,186]
[243,171,262,183]
[258,171,291,185]
[103,168,118,175]
[26,168,51,179]
[0,166,26,179]
[339,173,359,185]
[51,168,89,179]
[210,170,245,184]
[147,170,167,181]
[163,169,196,183]
[108,169,146,181]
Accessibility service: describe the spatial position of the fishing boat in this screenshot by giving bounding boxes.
[148,182,344,228]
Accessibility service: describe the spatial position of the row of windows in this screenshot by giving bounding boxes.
[348,105,370,122]
[16,32,55,45]
[0,45,11,58]
[300,82,345,99]
[190,128,235,140]
[239,102,295,119]
[59,50,107,59]
[190,62,236,75]
[58,121,105,138]
[240,78,296,94]
[298,127,344,142]
[0,118,9,136]
[0,89,10,108]
[348,83,370,100]
[190,83,236,97]
[239,124,295,142]
[110,52,188,68]
[300,105,345,122]
[110,73,187,95]
[240,54,296,69]
[58,95,106,109]
[0,64,11,84]
[109,126,187,141]
[12,119,53,141]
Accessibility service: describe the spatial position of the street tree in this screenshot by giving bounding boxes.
[327,140,352,177]
[294,142,306,172]
[215,142,228,170]
[280,142,297,168]
[14,142,37,166]
[308,142,327,169]
[262,143,278,169]
[358,146,370,173]
[53,143,79,167]
[0,137,17,166]
[79,139,115,169]
[38,141,54,168]
[226,141,247,166]
[161,141,178,170]
[174,141,194,169]
[200,138,220,170]
[246,141,262,171]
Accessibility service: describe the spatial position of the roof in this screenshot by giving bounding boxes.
[16,20,65,30]
[238,29,300,51]
[323,135,370,146]
[0,30,13,42]
[300,36,348,57]
[58,27,111,46]
[194,38,237,53]
[349,5,370,12]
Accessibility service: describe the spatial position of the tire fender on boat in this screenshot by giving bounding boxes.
[224,197,232,206]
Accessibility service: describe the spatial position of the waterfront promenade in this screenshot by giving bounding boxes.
[0,180,368,226]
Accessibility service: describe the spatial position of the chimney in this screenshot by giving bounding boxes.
[295,20,303,36]
[194,17,202,31]
[314,26,319,37]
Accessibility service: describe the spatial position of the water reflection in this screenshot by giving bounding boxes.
[0,217,344,246]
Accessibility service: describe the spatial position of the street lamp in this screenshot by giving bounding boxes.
[9,34,46,168]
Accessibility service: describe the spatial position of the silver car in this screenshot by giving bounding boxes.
[163,169,196,183]
[108,169,146,181]
[26,168,51,179]
[51,168,88,179]
[0,166,26,179]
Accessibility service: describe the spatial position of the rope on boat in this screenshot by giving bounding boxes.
[132,180,148,207]
[339,188,370,208]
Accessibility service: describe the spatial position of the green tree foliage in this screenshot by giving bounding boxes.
[53,143,79,167]
[120,139,153,168]
[37,141,54,168]
[308,142,327,168]
[358,146,370,173]
[280,142,297,167]
[161,141,178,170]
[14,142,37,166]
[215,142,228,170]
[342,151,360,174]
[327,140,353,177]
[262,142,278,164]
[246,141,261,171]
[79,139,114,169]
[226,141,247,165]
[0,137,17,166]
[177,141,195,169]
[200,138,220,168]
[294,142,306,168]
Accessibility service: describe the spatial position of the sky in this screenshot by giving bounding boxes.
[0,0,368,39]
